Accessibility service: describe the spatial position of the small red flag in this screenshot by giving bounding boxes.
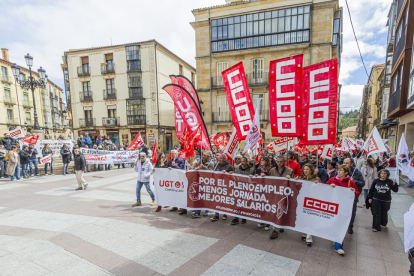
[152,139,157,164]
[127,132,144,150]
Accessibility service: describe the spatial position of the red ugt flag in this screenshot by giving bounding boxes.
[152,139,157,164]
[127,132,144,150]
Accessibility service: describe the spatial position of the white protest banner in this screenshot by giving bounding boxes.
[271,137,295,152]
[397,133,414,181]
[404,202,414,253]
[80,148,139,164]
[110,150,139,164]
[29,140,74,157]
[222,128,239,161]
[8,127,24,139]
[362,126,387,157]
[154,169,354,243]
[40,156,51,164]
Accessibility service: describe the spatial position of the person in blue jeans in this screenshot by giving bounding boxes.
[28,144,39,176]
[7,145,20,181]
[19,145,30,178]
[132,153,155,207]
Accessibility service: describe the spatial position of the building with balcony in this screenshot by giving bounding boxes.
[191,0,342,143]
[0,48,68,138]
[62,40,195,151]
[387,0,414,151]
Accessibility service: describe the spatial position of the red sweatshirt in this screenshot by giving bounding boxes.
[285,160,301,177]
[326,175,360,197]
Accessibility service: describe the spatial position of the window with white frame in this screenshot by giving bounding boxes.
[217,95,230,121]
[252,58,264,82]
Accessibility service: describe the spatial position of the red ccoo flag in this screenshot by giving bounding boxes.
[127,132,144,150]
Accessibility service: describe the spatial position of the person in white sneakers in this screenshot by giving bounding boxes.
[132,153,155,207]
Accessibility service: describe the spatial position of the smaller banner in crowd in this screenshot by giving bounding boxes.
[23,134,39,145]
[267,137,295,152]
[269,54,303,137]
[404,201,414,253]
[40,156,51,164]
[8,127,24,139]
[301,58,338,145]
[222,62,255,140]
[243,108,261,154]
[27,140,74,157]
[210,133,229,150]
[362,126,387,157]
[154,169,354,243]
[321,144,334,160]
[222,128,239,160]
[81,148,139,164]
[397,133,414,181]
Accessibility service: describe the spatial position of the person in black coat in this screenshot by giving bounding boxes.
[73,149,87,191]
[77,134,86,148]
[60,144,71,175]
[368,169,398,232]
[1,133,15,151]
[19,145,30,178]
[0,145,6,178]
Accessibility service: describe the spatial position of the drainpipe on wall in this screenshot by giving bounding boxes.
[209,7,213,135]
[310,0,314,65]
[154,42,161,151]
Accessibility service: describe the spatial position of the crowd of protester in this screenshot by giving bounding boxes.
[0,132,150,184]
[132,146,412,257]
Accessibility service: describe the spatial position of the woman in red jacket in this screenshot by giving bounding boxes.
[326,164,359,255]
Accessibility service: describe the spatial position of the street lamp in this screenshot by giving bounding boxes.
[11,53,47,130]
[368,115,372,123]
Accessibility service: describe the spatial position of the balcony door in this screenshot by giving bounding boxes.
[252,58,264,83]
[216,62,228,86]
[7,109,13,124]
[108,108,117,118]
[217,95,230,121]
[4,88,11,102]
[106,79,115,95]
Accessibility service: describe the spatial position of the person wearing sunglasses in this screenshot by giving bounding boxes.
[154,153,168,212]
[309,153,328,183]
[132,153,155,207]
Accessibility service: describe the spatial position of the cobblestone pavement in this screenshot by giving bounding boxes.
[0,168,412,276]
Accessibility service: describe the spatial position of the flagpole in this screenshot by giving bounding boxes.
[286,137,289,168]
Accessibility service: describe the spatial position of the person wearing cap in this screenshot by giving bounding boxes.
[132,152,155,207]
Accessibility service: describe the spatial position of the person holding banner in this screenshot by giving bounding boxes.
[28,144,39,176]
[74,149,88,191]
[132,152,155,207]
[42,144,54,176]
[6,145,20,181]
[326,165,359,255]
[210,154,233,221]
[19,145,30,179]
[297,164,321,247]
[368,169,398,232]
[154,153,168,212]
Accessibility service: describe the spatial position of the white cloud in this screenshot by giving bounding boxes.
[340,84,365,112]
[0,0,224,88]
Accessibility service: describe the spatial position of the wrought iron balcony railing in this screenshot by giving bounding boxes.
[103,89,117,100]
[79,118,96,128]
[101,64,115,74]
[80,91,93,102]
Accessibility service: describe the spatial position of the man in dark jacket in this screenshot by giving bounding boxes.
[211,154,234,222]
[1,133,14,151]
[77,135,86,148]
[344,157,365,234]
[19,145,30,178]
[310,153,328,183]
[28,144,39,176]
[409,247,414,276]
[60,144,71,175]
[214,154,234,172]
[168,150,185,169]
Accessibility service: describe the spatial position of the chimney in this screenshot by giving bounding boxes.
[1,48,9,61]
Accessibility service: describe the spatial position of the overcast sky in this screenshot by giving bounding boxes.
[0,0,391,112]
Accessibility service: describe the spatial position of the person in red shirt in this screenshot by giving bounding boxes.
[387,153,396,167]
[326,164,359,256]
[285,151,301,177]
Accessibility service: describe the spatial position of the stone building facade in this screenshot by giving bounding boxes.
[191,0,342,144]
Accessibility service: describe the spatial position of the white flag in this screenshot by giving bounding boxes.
[362,126,387,157]
[8,126,24,139]
[397,133,414,181]
[222,127,239,160]
[344,136,356,150]
[243,109,261,154]
[321,144,334,161]
[356,139,365,148]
